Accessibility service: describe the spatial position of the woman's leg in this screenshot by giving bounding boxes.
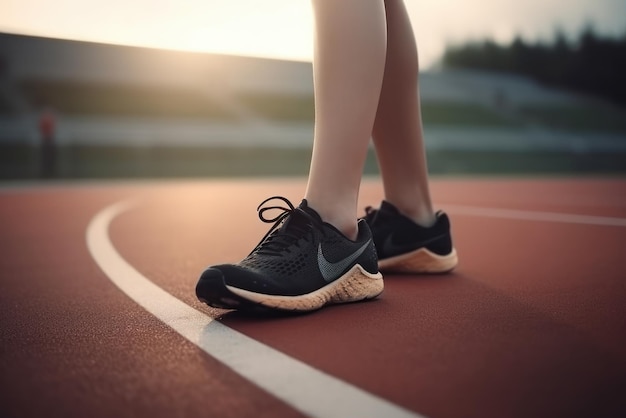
[372,0,435,227]
[304,0,387,240]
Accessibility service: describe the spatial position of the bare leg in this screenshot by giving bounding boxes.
[372,0,435,226]
[304,0,387,240]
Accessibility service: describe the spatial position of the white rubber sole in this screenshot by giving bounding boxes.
[225,265,384,312]
[378,247,458,274]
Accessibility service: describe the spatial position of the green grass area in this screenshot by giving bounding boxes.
[0,145,316,179]
[420,101,519,127]
[19,79,238,120]
[425,150,626,175]
[237,93,515,127]
[519,103,626,133]
[237,93,315,122]
[2,144,624,181]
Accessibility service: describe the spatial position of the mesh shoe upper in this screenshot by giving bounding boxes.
[211,197,379,296]
[363,200,454,260]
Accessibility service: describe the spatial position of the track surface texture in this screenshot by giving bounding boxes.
[1,177,625,418]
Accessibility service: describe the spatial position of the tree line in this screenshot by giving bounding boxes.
[442,27,626,106]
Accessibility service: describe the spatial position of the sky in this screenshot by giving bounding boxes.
[1,0,625,68]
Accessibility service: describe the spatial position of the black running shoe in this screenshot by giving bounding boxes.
[363,201,458,273]
[196,196,383,312]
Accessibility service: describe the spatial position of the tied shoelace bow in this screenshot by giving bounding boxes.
[251,196,314,256]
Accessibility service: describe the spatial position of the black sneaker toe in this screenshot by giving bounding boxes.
[196,267,250,310]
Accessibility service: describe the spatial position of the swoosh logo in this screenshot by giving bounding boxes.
[317,240,371,282]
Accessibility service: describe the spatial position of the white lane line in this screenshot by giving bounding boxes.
[443,204,626,227]
[86,200,423,418]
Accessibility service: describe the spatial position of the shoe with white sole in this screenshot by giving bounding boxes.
[363,201,458,274]
[196,196,383,313]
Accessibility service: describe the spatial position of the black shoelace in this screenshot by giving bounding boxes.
[251,196,315,256]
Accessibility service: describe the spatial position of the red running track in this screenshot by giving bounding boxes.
[1,177,625,418]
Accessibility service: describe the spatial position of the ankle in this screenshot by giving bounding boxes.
[389,201,436,227]
[411,212,437,228]
[331,220,359,241]
[305,201,359,240]
[318,211,359,240]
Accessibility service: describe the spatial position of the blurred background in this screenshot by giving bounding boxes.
[0,0,625,180]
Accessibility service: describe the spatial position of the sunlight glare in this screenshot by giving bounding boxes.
[166,3,314,61]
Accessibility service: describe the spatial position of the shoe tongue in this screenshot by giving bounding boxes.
[258,201,312,255]
[297,199,323,223]
[273,199,317,233]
